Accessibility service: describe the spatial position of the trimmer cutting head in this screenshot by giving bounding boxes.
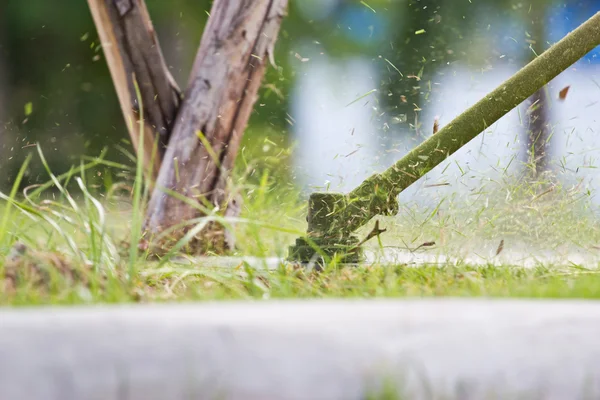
[287,192,364,264]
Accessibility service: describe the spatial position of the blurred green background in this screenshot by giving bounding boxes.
[0,0,597,192]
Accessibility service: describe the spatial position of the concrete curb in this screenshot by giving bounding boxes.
[169,247,600,270]
[1,299,600,399]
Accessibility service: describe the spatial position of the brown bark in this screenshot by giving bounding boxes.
[87,0,181,179]
[89,0,288,254]
[145,0,288,253]
[527,88,550,174]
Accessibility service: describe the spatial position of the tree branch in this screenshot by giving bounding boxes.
[87,0,181,179]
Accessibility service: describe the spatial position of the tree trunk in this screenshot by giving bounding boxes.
[87,0,181,179]
[145,0,287,254]
[525,1,551,176]
[527,88,550,174]
[88,0,288,254]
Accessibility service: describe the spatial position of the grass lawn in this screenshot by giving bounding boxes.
[2,147,600,306]
[4,255,600,305]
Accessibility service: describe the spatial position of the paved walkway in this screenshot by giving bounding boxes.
[2,299,600,399]
[168,245,600,270]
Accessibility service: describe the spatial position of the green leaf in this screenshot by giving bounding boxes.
[24,102,33,116]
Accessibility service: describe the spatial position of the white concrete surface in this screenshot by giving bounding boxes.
[2,299,600,399]
[546,64,600,196]
[291,53,382,193]
[166,244,600,271]
[403,64,528,205]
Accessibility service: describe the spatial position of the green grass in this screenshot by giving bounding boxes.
[5,256,600,306]
[2,144,600,306]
